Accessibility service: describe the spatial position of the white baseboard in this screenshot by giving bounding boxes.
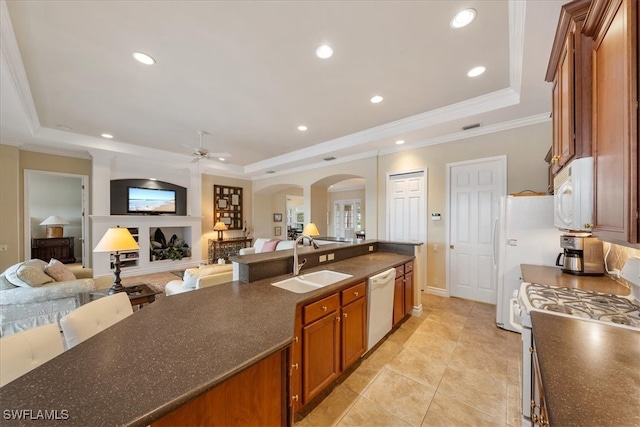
[411,304,423,317]
[425,286,448,297]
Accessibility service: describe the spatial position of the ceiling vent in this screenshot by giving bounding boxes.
[323,156,336,161]
[266,170,276,174]
[462,123,481,131]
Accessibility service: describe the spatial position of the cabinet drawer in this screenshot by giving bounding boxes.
[341,281,366,306]
[304,293,340,324]
[395,265,404,278]
[404,261,413,273]
[33,238,72,248]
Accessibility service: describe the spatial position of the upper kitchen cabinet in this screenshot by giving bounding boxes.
[546,0,594,175]
[583,0,639,245]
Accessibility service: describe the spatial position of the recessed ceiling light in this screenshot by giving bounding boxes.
[395,140,405,145]
[101,133,114,139]
[315,45,333,59]
[467,66,486,77]
[218,157,226,162]
[132,51,156,65]
[370,95,384,104]
[450,9,477,29]
[149,178,157,181]
[298,125,308,131]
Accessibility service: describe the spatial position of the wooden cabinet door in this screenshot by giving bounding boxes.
[290,307,302,413]
[555,37,575,173]
[404,270,414,315]
[341,296,367,369]
[587,0,639,244]
[393,276,404,326]
[302,311,340,403]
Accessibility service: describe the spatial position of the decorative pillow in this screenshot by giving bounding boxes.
[260,238,280,253]
[44,259,76,282]
[5,259,54,288]
[0,273,17,290]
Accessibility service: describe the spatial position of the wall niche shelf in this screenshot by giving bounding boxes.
[214,185,243,230]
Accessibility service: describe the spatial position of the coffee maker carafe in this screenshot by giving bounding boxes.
[555,235,605,276]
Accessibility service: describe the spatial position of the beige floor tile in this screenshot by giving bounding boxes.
[415,317,465,340]
[336,395,412,427]
[403,330,457,362]
[507,383,522,427]
[303,384,360,427]
[447,346,508,384]
[400,315,425,332]
[342,358,383,395]
[422,392,506,427]
[437,364,508,422]
[364,338,404,370]
[363,368,436,427]
[387,347,448,390]
[425,309,469,327]
[386,325,414,346]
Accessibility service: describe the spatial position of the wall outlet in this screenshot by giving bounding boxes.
[433,243,438,252]
[319,254,327,263]
[369,245,374,252]
[0,245,7,251]
[328,253,334,261]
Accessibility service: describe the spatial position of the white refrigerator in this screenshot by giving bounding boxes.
[495,195,560,332]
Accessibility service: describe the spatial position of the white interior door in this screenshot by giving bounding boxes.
[387,171,425,243]
[448,157,505,304]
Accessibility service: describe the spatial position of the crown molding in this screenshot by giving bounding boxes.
[0,0,40,133]
[509,0,526,92]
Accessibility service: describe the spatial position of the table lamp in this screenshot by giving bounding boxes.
[214,221,228,241]
[40,215,69,238]
[93,226,140,294]
[302,222,320,237]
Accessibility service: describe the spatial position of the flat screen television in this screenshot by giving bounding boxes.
[127,187,176,214]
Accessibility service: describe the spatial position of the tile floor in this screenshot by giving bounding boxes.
[295,293,523,427]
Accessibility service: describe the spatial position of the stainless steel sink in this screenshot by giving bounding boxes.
[271,270,353,293]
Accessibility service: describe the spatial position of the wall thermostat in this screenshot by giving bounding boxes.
[431,213,441,221]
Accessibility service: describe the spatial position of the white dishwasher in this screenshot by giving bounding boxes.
[366,268,396,352]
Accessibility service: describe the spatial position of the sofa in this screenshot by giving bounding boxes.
[164,263,233,295]
[238,238,296,255]
[0,259,112,337]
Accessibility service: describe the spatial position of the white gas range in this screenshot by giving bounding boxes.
[509,259,640,426]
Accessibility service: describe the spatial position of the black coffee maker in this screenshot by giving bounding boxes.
[555,235,605,276]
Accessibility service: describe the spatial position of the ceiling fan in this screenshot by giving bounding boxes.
[184,130,231,163]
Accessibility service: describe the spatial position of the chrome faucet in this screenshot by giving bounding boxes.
[293,234,320,276]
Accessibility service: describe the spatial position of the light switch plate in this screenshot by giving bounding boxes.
[328,253,334,261]
[319,254,327,262]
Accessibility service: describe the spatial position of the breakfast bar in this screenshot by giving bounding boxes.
[0,246,414,426]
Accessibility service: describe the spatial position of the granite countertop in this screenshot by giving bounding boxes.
[521,264,631,296]
[530,311,640,427]
[0,251,412,427]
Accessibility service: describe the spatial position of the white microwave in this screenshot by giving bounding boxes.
[553,157,594,231]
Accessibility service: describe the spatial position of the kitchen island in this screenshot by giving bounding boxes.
[0,247,413,427]
[531,311,640,427]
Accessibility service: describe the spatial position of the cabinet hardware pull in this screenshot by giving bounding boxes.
[294,336,298,343]
[292,363,298,370]
[354,291,359,296]
[322,306,327,311]
[336,316,341,322]
[343,313,348,318]
[291,395,299,402]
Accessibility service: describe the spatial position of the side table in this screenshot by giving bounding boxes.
[78,283,160,310]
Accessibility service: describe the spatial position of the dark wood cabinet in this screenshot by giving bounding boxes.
[546,0,593,175]
[297,281,367,408]
[302,294,340,403]
[31,237,76,264]
[584,0,639,245]
[393,261,414,326]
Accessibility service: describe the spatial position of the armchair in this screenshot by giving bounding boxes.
[164,264,233,296]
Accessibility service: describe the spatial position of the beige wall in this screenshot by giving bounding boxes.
[377,121,552,290]
[201,173,252,261]
[0,145,20,271]
[0,145,92,271]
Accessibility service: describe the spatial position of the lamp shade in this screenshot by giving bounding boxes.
[93,227,139,252]
[302,222,320,236]
[40,215,69,226]
[213,221,228,231]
